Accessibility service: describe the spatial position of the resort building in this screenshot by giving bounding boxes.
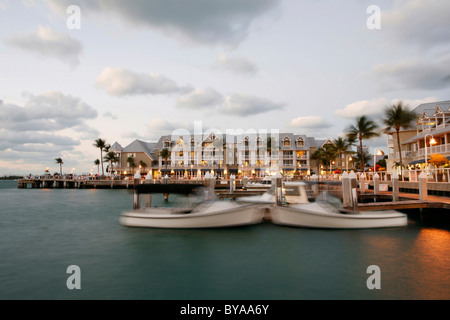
[386,100,450,171]
[108,132,347,179]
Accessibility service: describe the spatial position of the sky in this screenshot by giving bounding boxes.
[0,0,449,175]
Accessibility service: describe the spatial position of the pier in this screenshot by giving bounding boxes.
[16,175,450,213]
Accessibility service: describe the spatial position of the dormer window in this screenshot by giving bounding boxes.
[163,139,171,148]
[283,137,291,147]
[296,137,304,147]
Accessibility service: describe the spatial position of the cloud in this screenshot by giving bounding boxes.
[219,93,285,116]
[4,26,83,67]
[383,0,450,51]
[0,91,97,131]
[103,111,118,119]
[212,53,258,75]
[45,0,281,46]
[335,97,438,120]
[96,67,193,97]
[287,116,332,129]
[372,55,450,91]
[175,88,224,110]
[0,92,97,166]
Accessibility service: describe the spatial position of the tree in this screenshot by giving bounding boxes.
[139,160,147,172]
[346,116,380,173]
[104,152,120,177]
[55,157,63,176]
[383,102,417,176]
[311,145,336,174]
[330,137,352,169]
[127,156,136,173]
[353,150,371,171]
[160,148,170,170]
[94,159,100,175]
[93,139,107,177]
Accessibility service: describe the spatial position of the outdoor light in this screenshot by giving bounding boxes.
[424,134,436,175]
[374,149,384,173]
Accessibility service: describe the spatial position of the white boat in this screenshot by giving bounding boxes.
[120,185,265,229]
[270,199,408,229]
[245,176,273,189]
[238,181,310,205]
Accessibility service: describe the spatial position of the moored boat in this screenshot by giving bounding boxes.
[270,200,408,229]
[119,184,265,229]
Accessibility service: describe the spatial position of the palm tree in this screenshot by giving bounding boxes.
[160,148,170,170]
[139,160,147,173]
[353,150,371,171]
[127,156,136,174]
[55,157,63,176]
[93,139,107,177]
[383,102,417,177]
[104,152,120,177]
[346,116,380,173]
[94,159,100,175]
[330,137,352,169]
[311,146,336,174]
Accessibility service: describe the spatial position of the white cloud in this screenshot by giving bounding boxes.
[335,97,438,120]
[212,53,258,75]
[175,88,224,110]
[103,111,118,119]
[45,0,281,46]
[96,67,193,97]
[383,0,450,51]
[4,26,83,67]
[0,92,98,167]
[287,116,332,129]
[372,55,450,91]
[219,93,285,117]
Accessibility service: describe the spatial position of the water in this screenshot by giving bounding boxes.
[0,180,449,300]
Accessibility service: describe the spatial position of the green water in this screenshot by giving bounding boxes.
[0,180,449,300]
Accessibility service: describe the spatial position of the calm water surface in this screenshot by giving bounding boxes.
[0,180,449,300]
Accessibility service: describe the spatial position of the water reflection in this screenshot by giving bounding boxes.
[410,228,450,299]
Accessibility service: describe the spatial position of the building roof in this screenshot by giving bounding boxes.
[122,140,156,161]
[413,100,450,117]
[110,142,123,151]
[402,126,450,145]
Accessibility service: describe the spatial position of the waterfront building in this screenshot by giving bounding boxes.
[385,100,450,171]
[110,131,341,179]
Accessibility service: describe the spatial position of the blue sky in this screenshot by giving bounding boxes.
[1,0,449,175]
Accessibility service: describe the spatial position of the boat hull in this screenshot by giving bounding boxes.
[120,204,265,229]
[270,203,408,229]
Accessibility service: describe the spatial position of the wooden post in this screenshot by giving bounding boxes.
[145,194,152,208]
[352,188,358,213]
[312,174,319,198]
[133,191,140,209]
[230,174,235,194]
[360,173,366,193]
[275,173,283,206]
[373,173,380,195]
[392,172,399,202]
[419,171,428,201]
[342,171,351,207]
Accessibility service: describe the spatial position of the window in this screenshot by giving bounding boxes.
[283,137,291,147]
[244,137,249,147]
[257,138,263,147]
[296,138,304,147]
[163,139,171,148]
